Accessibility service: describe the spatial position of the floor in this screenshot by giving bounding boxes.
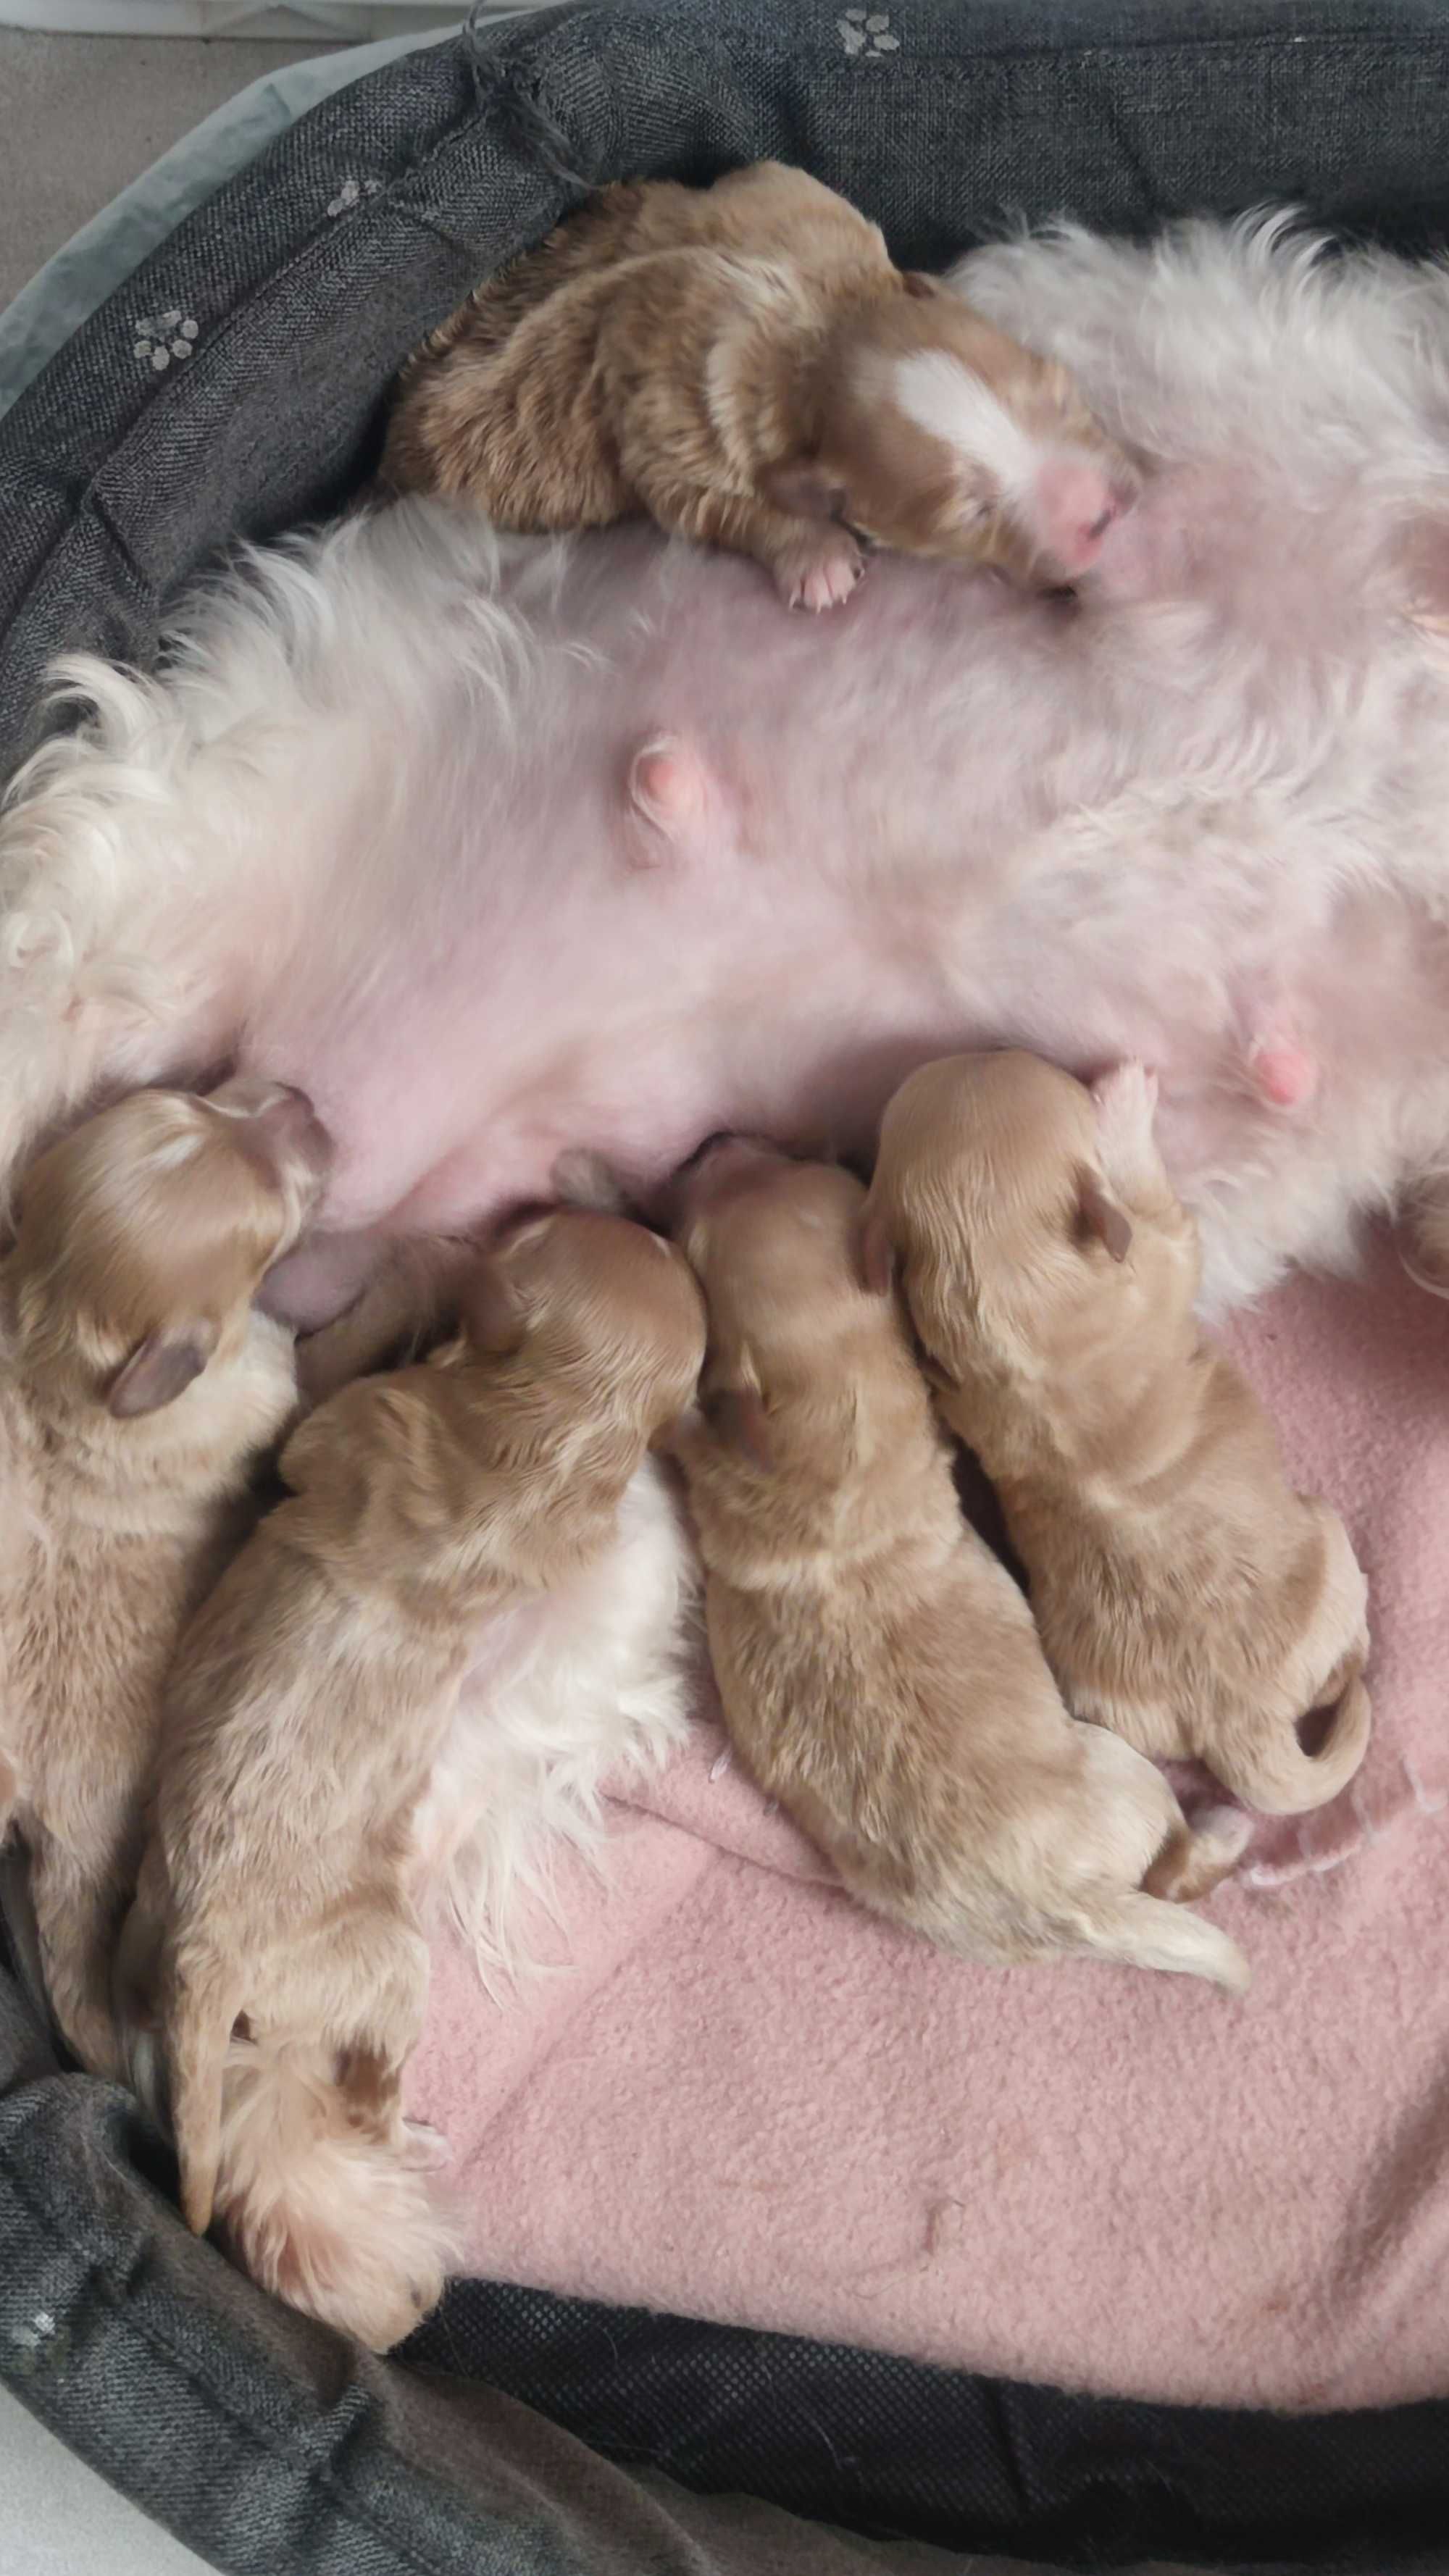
[0,29,338,309]
[0,2385,222,2576]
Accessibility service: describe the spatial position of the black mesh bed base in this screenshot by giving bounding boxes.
[406,2279,1449,2572]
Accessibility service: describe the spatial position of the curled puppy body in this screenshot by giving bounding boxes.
[121,1208,705,2348]
[864,1052,1371,1818]
[0,1079,327,2077]
[669,1139,1249,1991]
[296,1171,699,1994]
[382,159,1133,609]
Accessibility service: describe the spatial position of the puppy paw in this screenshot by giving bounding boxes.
[401,2118,452,2173]
[1090,1060,1158,1126]
[1089,1059,1165,1200]
[774,532,865,614]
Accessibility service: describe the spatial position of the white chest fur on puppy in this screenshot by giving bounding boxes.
[414,1453,700,1985]
[7,217,1449,1329]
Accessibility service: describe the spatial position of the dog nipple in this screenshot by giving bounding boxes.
[627,733,706,857]
[1248,1038,1318,1112]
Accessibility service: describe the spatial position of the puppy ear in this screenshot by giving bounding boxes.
[1074,1168,1132,1264]
[108,1323,217,1418]
[460,1257,526,1358]
[701,1384,774,1473]
[901,269,942,299]
[856,1210,895,1297]
[761,456,851,524]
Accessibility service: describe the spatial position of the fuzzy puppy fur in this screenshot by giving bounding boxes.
[864,1053,1371,1817]
[0,1079,327,2078]
[296,1203,706,2001]
[120,1208,705,2349]
[382,161,1133,610]
[669,1138,1250,1991]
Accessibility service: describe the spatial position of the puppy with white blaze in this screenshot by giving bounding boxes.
[5,214,1449,1347]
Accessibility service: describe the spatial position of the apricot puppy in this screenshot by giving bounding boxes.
[122,1208,705,2348]
[863,1051,1371,1815]
[0,1079,328,2075]
[383,160,1134,610]
[670,1139,1248,1990]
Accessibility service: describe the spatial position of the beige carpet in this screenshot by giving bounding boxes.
[0,30,339,309]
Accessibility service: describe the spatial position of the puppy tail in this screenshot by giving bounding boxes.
[210,2040,456,2350]
[1072,1891,1251,1994]
[1213,1649,1372,1818]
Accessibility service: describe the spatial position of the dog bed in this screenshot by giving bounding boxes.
[5,4,1449,2568]
[411,1239,1449,2416]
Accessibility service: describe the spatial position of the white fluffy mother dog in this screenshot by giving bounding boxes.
[5,214,1449,1323]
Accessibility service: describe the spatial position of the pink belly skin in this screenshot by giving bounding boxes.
[232,511,1449,1324]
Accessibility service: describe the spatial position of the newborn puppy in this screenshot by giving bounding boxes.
[383,160,1133,610]
[122,1208,705,2349]
[0,1079,328,2076]
[863,1053,1371,1816]
[670,1139,1248,1990]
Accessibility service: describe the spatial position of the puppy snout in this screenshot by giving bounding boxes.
[1031,456,1137,580]
[208,1074,308,1122]
[675,1129,740,1177]
[206,1076,333,1182]
[669,1131,783,1229]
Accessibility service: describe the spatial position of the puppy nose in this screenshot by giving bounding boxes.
[674,1130,739,1178]
[206,1076,332,1180]
[668,1131,787,1230]
[1032,459,1132,577]
[207,1075,311,1121]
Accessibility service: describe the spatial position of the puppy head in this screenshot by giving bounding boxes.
[775,290,1137,588]
[864,1050,1187,1384]
[462,1208,706,1440]
[670,1138,888,1468]
[8,1077,330,1420]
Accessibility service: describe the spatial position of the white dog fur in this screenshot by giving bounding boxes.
[5,216,1449,1334]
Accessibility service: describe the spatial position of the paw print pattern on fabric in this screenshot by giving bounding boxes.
[132,311,199,372]
[839,9,900,57]
[327,174,383,218]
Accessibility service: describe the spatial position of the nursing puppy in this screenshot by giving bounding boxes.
[670,1139,1249,1990]
[0,1079,327,2078]
[383,160,1133,609]
[864,1053,1371,1816]
[122,1208,705,2348]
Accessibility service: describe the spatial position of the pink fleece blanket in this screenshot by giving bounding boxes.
[409,1237,1449,2411]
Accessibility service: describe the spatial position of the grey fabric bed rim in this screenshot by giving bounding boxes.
[5,0,1449,777]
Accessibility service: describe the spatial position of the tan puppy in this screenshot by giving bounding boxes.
[122,1208,705,2347]
[0,1079,328,2077]
[863,1052,1371,1815]
[670,1139,1249,1990]
[383,161,1135,610]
